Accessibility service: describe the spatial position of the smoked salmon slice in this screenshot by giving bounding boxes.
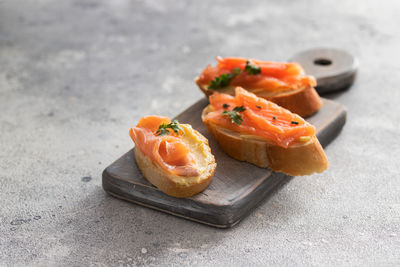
[203,87,316,148]
[129,116,199,177]
[197,57,316,92]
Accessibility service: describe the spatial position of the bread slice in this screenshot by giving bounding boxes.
[202,106,328,176]
[196,81,322,117]
[134,124,216,198]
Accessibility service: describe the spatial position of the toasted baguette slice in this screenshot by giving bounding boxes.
[196,82,322,117]
[134,124,216,198]
[202,106,328,176]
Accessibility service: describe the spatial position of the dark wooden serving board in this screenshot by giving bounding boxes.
[103,98,346,228]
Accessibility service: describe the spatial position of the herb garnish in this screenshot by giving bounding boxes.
[273,116,276,120]
[244,60,261,75]
[209,73,237,90]
[291,121,299,125]
[208,60,261,90]
[222,106,246,125]
[233,106,246,112]
[223,103,230,109]
[232,68,241,75]
[256,105,262,109]
[155,120,185,136]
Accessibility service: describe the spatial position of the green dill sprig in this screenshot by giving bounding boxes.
[209,73,236,90]
[155,120,185,136]
[208,60,261,90]
[222,106,246,125]
[244,60,261,75]
[232,68,241,75]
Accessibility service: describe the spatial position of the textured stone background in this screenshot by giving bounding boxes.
[0,0,399,266]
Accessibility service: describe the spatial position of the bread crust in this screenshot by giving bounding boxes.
[134,126,216,198]
[202,106,328,176]
[196,79,322,117]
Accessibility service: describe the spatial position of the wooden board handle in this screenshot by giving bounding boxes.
[290,48,358,94]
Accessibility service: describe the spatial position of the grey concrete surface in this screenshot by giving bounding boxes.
[0,0,399,266]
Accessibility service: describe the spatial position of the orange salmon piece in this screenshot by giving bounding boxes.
[130,116,198,176]
[204,87,316,148]
[198,57,316,91]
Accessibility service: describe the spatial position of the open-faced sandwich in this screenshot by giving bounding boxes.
[201,87,328,176]
[196,57,322,117]
[129,116,216,198]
